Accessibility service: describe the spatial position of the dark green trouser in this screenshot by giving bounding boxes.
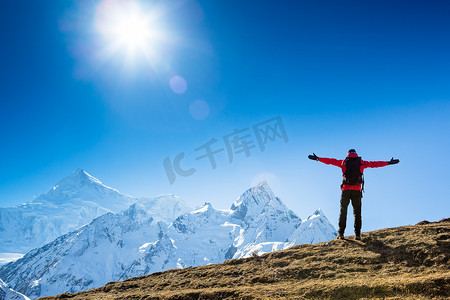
[338,190,362,236]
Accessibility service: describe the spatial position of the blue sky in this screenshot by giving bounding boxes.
[1,0,449,232]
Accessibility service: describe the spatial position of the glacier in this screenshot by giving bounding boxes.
[0,171,337,299]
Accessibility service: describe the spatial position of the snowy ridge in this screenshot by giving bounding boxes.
[0,279,29,300]
[0,178,336,299]
[0,255,23,268]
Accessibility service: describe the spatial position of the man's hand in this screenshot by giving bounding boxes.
[308,153,319,161]
[388,157,399,165]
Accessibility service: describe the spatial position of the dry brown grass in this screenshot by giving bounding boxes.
[40,219,450,300]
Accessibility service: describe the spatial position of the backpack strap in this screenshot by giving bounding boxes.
[361,174,365,198]
[360,158,364,197]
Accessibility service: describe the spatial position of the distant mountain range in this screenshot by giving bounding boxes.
[0,170,337,299]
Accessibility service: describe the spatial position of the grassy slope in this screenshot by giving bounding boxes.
[40,219,450,300]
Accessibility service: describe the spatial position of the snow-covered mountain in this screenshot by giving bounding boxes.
[0,169,135,253]
[229,182,302,258]
[0,194,191,298]
[0,181,336,299]
[0,279,29,300]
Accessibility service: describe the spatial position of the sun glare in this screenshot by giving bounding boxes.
[95,0,166,61]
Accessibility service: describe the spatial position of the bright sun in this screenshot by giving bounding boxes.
[95,0,165,60]
[116,16,149,48]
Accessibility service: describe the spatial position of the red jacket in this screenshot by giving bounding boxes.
[317,153,389,191]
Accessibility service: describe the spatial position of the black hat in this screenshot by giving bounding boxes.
[348,149,357,154]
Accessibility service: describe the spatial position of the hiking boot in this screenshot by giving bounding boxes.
[336,234,345,240]
[355,235,362,241]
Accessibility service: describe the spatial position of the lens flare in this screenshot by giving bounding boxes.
[189,99,210,120]
[169,76,188,94]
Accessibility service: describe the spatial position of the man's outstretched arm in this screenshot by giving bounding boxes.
[363,157,399,168]
[308,153,342,167]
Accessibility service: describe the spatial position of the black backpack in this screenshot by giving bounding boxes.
[343,157,363,185]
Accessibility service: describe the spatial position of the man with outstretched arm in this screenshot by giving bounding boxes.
[308,149,399,240]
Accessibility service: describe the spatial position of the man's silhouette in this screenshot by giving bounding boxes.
[308,149,399,240]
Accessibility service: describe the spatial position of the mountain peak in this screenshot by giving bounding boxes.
[73,168,90,178]
[191,202,214,214]
[43,169,125,197]
[313,208,323,216]
[230,181,277,220]
[232,181,274,206]
[255,180,269,188]
[32,169,133,211]
[74,167,84,174]
[305,208,328,221]
[55,168,105,188]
